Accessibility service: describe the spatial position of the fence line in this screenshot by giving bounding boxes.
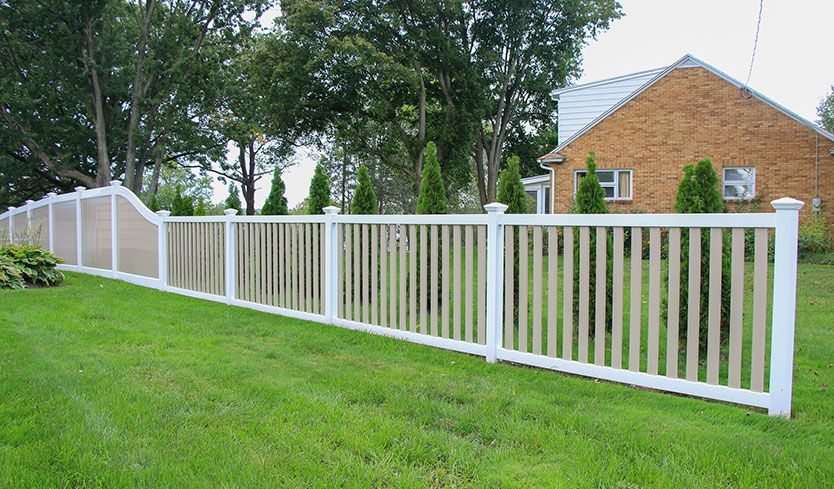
[0,182,804,417]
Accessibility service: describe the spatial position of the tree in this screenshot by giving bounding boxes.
[575,152,609,214]
[496,156,528,214]
[351,165,377,215]
[571,151,612,333]
[148,195,161,213]
[308,163,331,214]
[817,85,834,134]
[0,0,268,197]
[261,167,289,215]
[674,158,731,350]
[225,185,243,214]
[171,186,194,217]
[141,164,213,212]
[416,143,449,215]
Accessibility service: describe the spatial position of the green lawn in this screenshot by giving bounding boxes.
[1,269,832,488]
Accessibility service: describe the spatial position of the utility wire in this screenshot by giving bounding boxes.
[741,0,764,99]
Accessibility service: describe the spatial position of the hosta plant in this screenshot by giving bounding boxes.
[0,254,25,290]
[0,245,64,287]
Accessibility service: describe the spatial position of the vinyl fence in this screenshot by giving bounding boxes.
[1,182,804,417]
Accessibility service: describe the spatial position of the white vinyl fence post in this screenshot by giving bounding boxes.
[768,197,804,417]
[110,181,121,278]
[6,207,13,244]
[323,206,341,324]
[25,200,33,234]
[224,209,238,304]
[484,202,508,363]
[74,186,85,269]
[47,193,57,252]
[157,210,171,290]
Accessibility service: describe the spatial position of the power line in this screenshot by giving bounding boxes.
[741,0,764,99]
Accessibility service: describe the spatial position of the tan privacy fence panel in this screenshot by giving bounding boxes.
[52,200,78,265]
[0,217,9,245]
[0,187,804,417]
[117,196,159,278]
[82,196,112,270]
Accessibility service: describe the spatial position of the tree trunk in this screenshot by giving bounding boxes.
[83,17,111,187]
[124,0,156,192]
[142,152,165,205]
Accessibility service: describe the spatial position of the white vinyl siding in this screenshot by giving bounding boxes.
[723,167,755,200]
[556,70,662,144]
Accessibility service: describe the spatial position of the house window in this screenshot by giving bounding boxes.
[544,186,551,213]
[723,167,755,200]
[574,169,632,200]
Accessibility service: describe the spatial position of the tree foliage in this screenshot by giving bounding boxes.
[225,185,243,214]
[171,186,194,217]
[818,85,834,134]
[351,165,377,215]
[416,143,449,215]
[308,163,331,214]
[575,152,609,214]
[674,158,731,349]
[261,167,289,215]
[496,156,528,214]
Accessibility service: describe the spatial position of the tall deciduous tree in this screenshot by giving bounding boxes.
[0,0,269,198]
[261,167,289,215]
[308,164,331,214]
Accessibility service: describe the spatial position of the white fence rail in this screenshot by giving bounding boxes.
[0,182,804,417]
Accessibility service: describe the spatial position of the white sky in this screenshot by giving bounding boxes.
[212,0,834,209]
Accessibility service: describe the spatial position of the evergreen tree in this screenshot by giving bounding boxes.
[225,184,243,214]
[416,142,449,214]
[575,151,609,214]
[308,163,331,214]
[148,194,161,213]
[171,186,194,216]
[351,164,377,214]
[193,199,207,216]
[261,167,289,215]
[496,156,528,213]
[570,152,613,336]
[674,158,731,351]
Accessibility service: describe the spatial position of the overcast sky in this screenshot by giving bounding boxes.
[213,0,834,209]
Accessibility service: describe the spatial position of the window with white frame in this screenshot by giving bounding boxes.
[722,167,755,200]
[573,169,632,200]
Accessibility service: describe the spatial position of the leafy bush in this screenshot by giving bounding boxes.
[672,158,731,350]
[798,212,831,255]
[262,167,289,215]
[417,142,449,215]
[352,164,377,214]
[0,254,25,290]
[0,244,64,288]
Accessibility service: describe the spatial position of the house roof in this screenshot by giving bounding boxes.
[539,54,834,162]
[521,174,550,185]
[548,67,666,99]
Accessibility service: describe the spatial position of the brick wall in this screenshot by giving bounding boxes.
[546,66,834,235]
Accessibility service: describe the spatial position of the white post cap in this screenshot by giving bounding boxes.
[25,200,35,205]
[47,192,57,198]
[109,180,122,187]
[74,186,86,192]
[771,197,804,211]
[156,210,171,217]
[323,206,341,215]
[7,206,14,211]
[223,209,239,216]
[483,202,509,213]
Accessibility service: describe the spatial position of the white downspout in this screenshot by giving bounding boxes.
[539,160,557,214]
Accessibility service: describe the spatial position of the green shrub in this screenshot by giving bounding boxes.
[262,167,289,215]
[308,163,331,214]
[798,212,831,255]
[416,142,449,215]
[352,165,377,214]
[0,254,25,290]
[672,158,731,351]
[0,244,64,288]
[225,184,243,214]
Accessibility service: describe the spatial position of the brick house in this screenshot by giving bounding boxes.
[534,54,834,233]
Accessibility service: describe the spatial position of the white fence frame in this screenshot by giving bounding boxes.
[0,184,804,417]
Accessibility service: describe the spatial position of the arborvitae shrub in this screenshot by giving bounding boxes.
[308,164,331,214]
[262,167,289,215]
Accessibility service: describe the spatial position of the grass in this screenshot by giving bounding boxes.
[1,269,832,488]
